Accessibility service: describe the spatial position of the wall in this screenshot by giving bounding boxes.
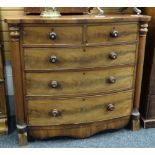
[0,7,24,117]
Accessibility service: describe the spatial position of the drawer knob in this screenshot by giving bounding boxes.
[107,104,115,111]
[109,52,118,60]
[50,81,58,88]
[108,76,116,84]
[50,109,61,117]
[110,30,119,37]
[50,55,57,63]
[49,32,57,40]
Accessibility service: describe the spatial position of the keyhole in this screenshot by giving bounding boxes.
[82,98,86,101]
[83,49,86,52]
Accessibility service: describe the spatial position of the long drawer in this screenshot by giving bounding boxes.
[24,44,136,70]
[27,91,133,126]
[25,66,134,96]
[23,26,83,45]
[87,23,138,43]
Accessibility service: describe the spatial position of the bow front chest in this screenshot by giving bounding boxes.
[5,15,150,145]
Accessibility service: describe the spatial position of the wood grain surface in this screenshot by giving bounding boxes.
[27,91,133,126]
[5,14,150,143]
[24,7,88,15]
[25,66,134,97]
[87,23,138,43]
[23,26,83,45]
[5,15,151,24]
[24,44,136,70]
[28,116,130,139]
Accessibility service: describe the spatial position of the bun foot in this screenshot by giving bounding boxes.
[17,123,28,145]
[131,108,140,131]
[131,119,140,131]
[18,132,28,145]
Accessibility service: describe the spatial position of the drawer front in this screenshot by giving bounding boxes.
[26,66,134,96]
[27,91,133,126]
[23,26,83,45]
[24,44,136,70]
[87,23,138,43]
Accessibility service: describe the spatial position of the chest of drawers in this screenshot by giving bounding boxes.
[0,43,8,135]
[5,15,150,145]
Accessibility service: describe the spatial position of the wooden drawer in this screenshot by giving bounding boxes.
[23,26,83,45]
[87,23,138,43]
[24,44,136,70]
[27,91,133,126]
[26,66,134,96]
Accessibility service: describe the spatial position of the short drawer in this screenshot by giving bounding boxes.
[26,66,134,96]
[27,91,133,126]
[24,44,136,70]
[23,26,83,45]
[87,23,138,43]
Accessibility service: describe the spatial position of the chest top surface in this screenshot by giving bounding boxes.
[5,14,150,24]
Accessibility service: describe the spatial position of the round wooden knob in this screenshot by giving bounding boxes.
[49,32,57,40]
[50,55,57,63]
[50,109,61,117]
[107,104,115,111]
[109,52,118,60]
[108,76,116,84]
[110,30,119,37]
[50,81,58,88]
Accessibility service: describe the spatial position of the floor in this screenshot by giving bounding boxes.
[0,127,155,148]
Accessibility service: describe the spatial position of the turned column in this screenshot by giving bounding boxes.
[9,25,27,145]
[131,22,149,131]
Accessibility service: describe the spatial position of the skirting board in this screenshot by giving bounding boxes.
[0,118,8,135]
[141,116,155,128]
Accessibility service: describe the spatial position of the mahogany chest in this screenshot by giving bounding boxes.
[5,14,150,145]
[0,43,8,135]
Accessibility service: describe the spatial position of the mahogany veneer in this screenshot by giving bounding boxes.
[5,14,150,145]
